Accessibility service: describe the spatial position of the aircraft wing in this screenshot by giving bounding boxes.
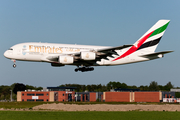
[73,44,133,61]
[71,44,132,55]
[46,44,132,63]
[97,45,132,52]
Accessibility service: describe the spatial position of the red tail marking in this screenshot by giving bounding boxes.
[112,31,154,61]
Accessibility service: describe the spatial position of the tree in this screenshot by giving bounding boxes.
[1,86,11,100]
[101,85,107,91]
[164,82,174,91]
[13,83,26,94]
[149,81,159,91]
[86,85,92,91]
[158,85,164,91]
[97,84,102,91]
[26,85,35,90]
[128,85,138,89]
[121,83,128,89]
[107,81,113,90]
[139,85,149,91]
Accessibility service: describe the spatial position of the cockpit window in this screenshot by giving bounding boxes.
[9,48,13,50]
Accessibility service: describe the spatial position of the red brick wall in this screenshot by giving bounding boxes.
[134,92,160,102]
[58,91,75,102]
[58,91,66,101]
[81,94,83,102]
[105,92,130,102]
[84,94,87,102]
[90,93,96,102]
[21,91,75,102]
[21,92,49,101]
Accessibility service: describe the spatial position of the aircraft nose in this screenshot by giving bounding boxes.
[4,50,10,58]
[4,51,8,58]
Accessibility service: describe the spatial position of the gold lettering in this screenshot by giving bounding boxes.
[59,48,63,53]
[34,46,42,52]
[41,46,45,53]
[45,47,48,53]
[48,47,52,53]
[28,45,65,54]
[75,49,80,52]
[55,48,59,53]
[53,47,55,53]
[29,45,33,52]
[69,49,73,52]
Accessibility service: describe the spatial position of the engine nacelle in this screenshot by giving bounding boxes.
[81,52,96,60]
[58,56,74,64]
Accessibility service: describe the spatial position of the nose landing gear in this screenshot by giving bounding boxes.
[12,60,16,68]
[13,64,16,68]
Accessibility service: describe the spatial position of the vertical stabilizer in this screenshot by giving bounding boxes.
[134,20,170,52]
[113,20,170,61]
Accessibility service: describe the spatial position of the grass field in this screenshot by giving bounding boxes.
[0,111,180,120]
[0,102,180,120]
[0,102,50,109]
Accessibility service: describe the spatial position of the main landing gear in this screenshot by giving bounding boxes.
[12,60,16,68]
[75,67,94,72]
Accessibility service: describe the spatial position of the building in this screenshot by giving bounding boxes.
[17,87,177,103]
[76,92,103,102]
[17,87,76,102]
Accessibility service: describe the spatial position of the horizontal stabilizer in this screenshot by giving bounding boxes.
[140,51,173,58]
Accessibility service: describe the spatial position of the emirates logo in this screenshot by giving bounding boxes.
[64,57,67,62]
[86,53,89,58]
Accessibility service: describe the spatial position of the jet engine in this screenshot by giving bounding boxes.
[58,56,74,64]
[81,52,96,60]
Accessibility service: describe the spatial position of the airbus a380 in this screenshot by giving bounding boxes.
[4,20,173,72]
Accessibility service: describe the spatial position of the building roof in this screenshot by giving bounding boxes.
[114,88,140,92]
[47,87,76,91]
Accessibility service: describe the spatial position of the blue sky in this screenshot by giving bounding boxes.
[0,0,179,87]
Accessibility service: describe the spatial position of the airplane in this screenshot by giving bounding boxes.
[4,19,173,72]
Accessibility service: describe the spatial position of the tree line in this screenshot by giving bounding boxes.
[0,81,176,100]
[0,83,42,100]
[59,81,175,92]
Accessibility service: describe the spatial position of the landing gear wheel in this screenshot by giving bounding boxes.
[13,64,16,68]
[75,68,78,72]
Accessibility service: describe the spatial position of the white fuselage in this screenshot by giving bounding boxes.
[4,42,152,66]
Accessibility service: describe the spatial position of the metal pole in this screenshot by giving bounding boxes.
[10,90,12,102]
